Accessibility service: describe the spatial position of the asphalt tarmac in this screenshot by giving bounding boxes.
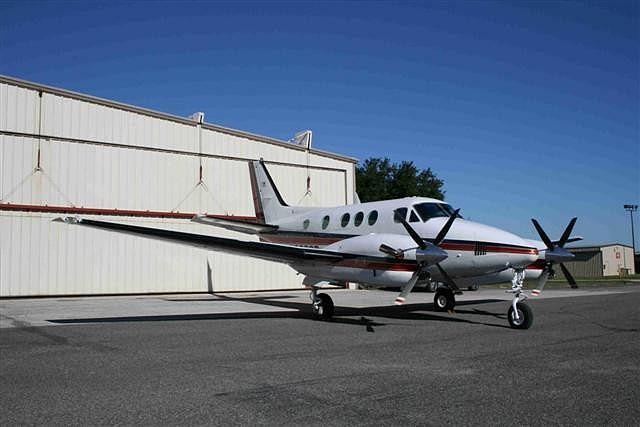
[1,286,639,426]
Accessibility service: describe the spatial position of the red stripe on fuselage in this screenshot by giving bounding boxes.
[260,234,538,256]
[438,242,537,255]
[259,234,344,246]
[337,259,418,272]
[526,259,547,270]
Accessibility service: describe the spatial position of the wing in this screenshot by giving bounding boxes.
[54,217,343,266]
[191,215,279,235]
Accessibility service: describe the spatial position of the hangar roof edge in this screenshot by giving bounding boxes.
[567,242,633,250]
[0,74,358,164]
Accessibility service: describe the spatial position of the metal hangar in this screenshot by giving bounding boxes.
[0,75,357,297]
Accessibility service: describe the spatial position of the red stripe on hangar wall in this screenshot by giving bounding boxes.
[0,203,257,220]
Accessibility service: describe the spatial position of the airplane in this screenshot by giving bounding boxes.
[54,160,580,329]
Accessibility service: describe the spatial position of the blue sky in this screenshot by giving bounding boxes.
[1,0,638,246]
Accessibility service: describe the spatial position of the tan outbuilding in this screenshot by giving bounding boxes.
[0,75,357,297]
[562,243,636,279]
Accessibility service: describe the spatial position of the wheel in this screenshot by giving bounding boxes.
[312,293,334,320]
[434,289,455,311]
[508,302,533,329]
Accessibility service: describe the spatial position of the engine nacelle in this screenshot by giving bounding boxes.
[325,234,418,259]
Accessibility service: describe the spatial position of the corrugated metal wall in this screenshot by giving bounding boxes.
[0,76,356,296]
[562,249,603,279]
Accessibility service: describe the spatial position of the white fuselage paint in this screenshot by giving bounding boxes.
[261,197,540,288]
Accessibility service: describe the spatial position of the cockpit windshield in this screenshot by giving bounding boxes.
[413,203,461,221]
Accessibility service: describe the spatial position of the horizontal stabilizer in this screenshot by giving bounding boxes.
[192,215,279,234]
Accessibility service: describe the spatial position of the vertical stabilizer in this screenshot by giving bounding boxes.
[248,160,293,223]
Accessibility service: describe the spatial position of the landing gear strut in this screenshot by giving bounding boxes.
[507,268,533,329]
[434,288,455,311]
[310,288,334,320]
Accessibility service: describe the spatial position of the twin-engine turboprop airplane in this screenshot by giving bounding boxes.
[55,160,580,329]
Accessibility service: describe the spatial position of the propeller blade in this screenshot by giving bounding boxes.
[395,268,422,305]
[436,263,460,292]
[433,209,459,246]
[379,243,403,259]
[559,263,578,288]
[531,218,554,250]
[394,210,427,250]
[557,217,578,247]
[532,268,550,296]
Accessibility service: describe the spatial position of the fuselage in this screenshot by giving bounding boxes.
[256,196,539,286]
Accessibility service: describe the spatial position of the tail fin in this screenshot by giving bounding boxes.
[249,160,292,223]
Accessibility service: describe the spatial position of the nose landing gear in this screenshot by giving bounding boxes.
[507,268,533,329]
[508,302,533,329]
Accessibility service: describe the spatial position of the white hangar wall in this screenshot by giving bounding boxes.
[0,76,357,297]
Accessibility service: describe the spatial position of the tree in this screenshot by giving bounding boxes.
[355,157,445,202]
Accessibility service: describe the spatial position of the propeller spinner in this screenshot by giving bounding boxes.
[384,209,459,304]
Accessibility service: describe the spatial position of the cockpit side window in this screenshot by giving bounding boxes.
[393,208,408,223]
[409,210,420,222]
[413,203,461,221]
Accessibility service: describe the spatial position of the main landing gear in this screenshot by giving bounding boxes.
[310,288,334,320]
[434,288,456,311]
[507,268,533,329]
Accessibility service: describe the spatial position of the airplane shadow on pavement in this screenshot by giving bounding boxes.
[48,295,511,332]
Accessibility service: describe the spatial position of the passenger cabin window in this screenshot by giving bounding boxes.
[303,219,310,230]
[393,208,408,223]
[354,212,364,226]
[341,213,350,227]
[409,210,420,222]
[413,203,460,222]
[368,210,378,225]
[322,215,330,230]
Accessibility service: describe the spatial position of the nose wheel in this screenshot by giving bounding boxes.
[311,290,334,320]
[508,302,533,329]
[434,288,455,311]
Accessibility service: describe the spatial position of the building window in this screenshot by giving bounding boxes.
[341,213,350,227]
[303,219,310,230]
[322,215,330,230]
[368,210,378,226]
[354,211,364,227]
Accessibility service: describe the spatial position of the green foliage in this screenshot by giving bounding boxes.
[355,157,445,202]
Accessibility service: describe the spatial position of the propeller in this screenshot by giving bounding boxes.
[387,209,460,305]
[531,217,578,295]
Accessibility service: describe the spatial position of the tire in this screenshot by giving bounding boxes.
[434,289,455,311]
[508,302,533,329]
[312,293,334,320]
